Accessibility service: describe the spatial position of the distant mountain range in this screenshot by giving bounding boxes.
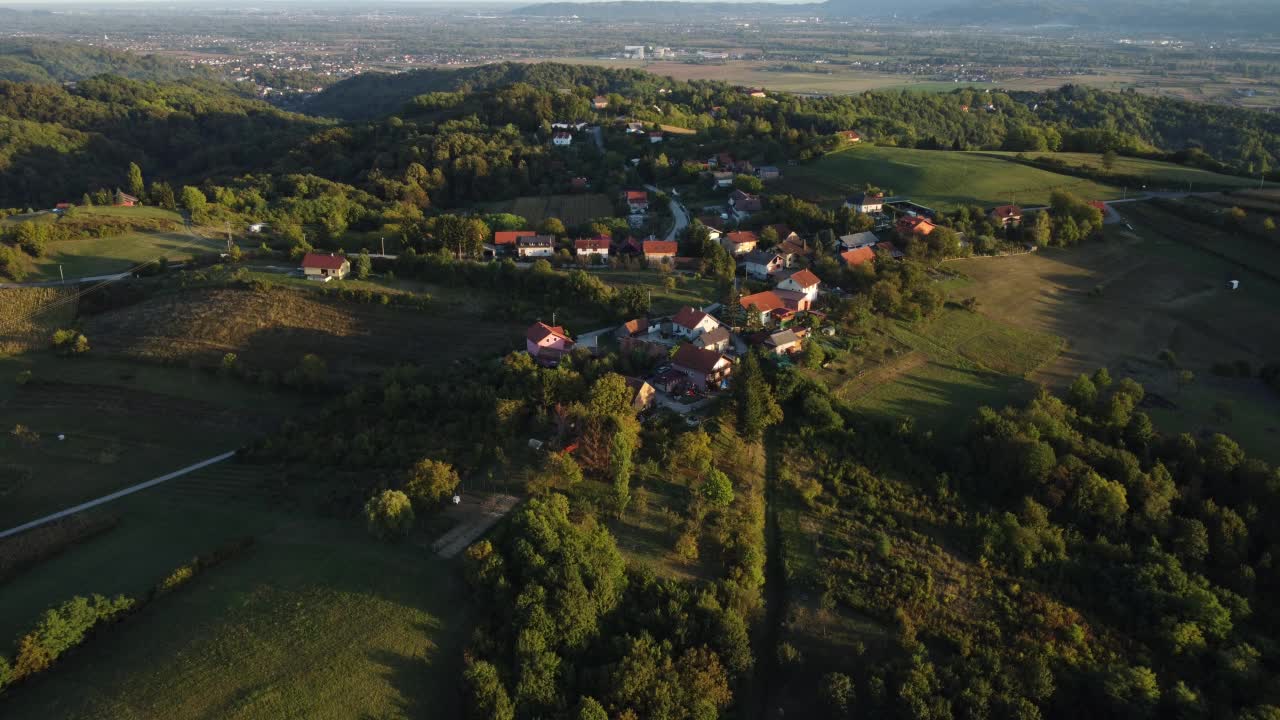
[514,0,1280,31]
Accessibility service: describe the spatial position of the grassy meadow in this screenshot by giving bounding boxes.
[0,463,468,720]
[944,209,1280,462]
[808,305,1060,440]
[0,354,304,528]
[592,269,718,316]
[976,151,1260,191]
[779,145,1123,210]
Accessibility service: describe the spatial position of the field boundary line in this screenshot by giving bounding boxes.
[0,450,237,540]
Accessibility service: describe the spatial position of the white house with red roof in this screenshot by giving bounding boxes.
[623,190,650,213]
[643,240,677,267]
[989,205,1023,227]
[671,305,722,340]
[301,252,350,281]
[574,237,611,258]
[776,269,821,303]
[526,322,575,365]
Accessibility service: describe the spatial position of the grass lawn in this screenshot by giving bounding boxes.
[593,269,718,315]
[29,231,225,280]
[0,354,304,528]
[66,205,186,222]
[778,145,1123,210]
[809,306,1059,439]
[975,151,1259,191]
[0,463,468,720]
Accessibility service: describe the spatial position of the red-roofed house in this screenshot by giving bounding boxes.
[671,305,721,340]
[897,215,936,237]
[301,253,350,281]
[722,230,759,256]
[989,205,1023,227]
[672,344,733,390]
[643,240,678,267]
[592,95,609,110]
[739,289,810,326]
[494,230,537,251]
[776,268,821,302]
[840,130,862,143]
[114,190,139,207]
[526,322,575,365]
[623,190,649,213]
[574,237,611,258]
[840,246,876,267]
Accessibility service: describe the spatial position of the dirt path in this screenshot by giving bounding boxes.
[431,493,520,558]
[747,434,788,720]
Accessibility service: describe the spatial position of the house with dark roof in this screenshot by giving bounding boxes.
[671,344,733,390]
[671,305,721,340]
[526,322,575,365]
[844,192,885,214]
[989,205,1023,227]
[693,326,732,354]
[114,190,139,207]
[729,189,762,215]
[517,235,556,258]
[301,253,350,281]
[839,231,879,250]
[708,171,735,190]
[625,376,656,412]
[697,215,725,240]
[765,329,802,355]
[742,250,786,281]
[756,165,781,181]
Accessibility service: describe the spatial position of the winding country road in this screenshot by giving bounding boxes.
[0,451,237,540]
[644,184,689,241]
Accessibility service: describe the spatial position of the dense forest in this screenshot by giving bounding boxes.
[0,40,213,85]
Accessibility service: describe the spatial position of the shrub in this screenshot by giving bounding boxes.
[364,489,416,540]
[404,458,461,510]
[50,329,90,355]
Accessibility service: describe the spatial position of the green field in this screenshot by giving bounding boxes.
[30,230,224,280]
[779,145,1123,210]
[975,151,1260,191]
[0,354,304,528]
[809,306,1061,439]
[0,463,467,720]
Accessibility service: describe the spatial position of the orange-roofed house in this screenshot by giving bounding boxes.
[775,268,821,303]
[897,215,936,237]
[301,252,350,281]
[623,190,650,213]
[643,240,678,267]
[721,230,759,256]
[840,130,862,143]
[592,95,609,110]
[989,205,1023,227]
[526,322,575,365]
[739,289,810,326]
[492,230,537,257]
[840,246,875,267]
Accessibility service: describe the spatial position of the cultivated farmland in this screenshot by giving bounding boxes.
[779,145,1123,209]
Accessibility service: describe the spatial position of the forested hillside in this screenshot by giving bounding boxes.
[0,40,212,84]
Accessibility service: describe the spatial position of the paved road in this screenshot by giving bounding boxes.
[645,184,689,241]
[0,272,130,289]
[0,451,237,540]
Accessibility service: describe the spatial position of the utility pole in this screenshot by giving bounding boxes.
[225,222,233,254]
[380,236,386,256]
[59,265,64,284]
